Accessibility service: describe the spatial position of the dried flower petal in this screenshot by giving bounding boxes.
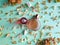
[12,41,17,44]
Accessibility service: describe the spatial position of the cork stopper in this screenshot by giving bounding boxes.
[32,14,38,19]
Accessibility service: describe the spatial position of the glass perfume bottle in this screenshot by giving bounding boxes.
[26,14,40,31]
[16,14,40,31]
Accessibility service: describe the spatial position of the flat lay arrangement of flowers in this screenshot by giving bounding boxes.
[0,0,60,45]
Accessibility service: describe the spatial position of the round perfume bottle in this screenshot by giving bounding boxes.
[26,14,40,31]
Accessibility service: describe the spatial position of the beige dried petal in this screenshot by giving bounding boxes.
[12,41,17,44]
[6,33,10,37]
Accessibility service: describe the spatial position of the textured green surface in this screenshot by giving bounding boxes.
[0,0,60,45]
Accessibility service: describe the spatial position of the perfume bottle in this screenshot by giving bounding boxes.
[16,14,40,31]
[26,14,40,31]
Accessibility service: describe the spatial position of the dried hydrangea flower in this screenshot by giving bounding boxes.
[23,30,28,35]
[26,2,32,7]
[56,0,60,2]
[12,41,17,44]
[8,18,13,23]
[5,12,8,15]
[57,38,60,43]
[48,0,52,3]
[3,3,8,7]
[6,33,10,37]
[44,11,48,14]
[51,16,57,21]
[27,41,31,44]
[0,32,2,36]
[36,38,57,45]
[11,36,15,40]
[43,25,54,30]
[0,27,3,31]
[41,1,46,5]
[44,6,48,9]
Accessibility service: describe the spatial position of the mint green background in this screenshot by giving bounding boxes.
[0,0,60,45]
